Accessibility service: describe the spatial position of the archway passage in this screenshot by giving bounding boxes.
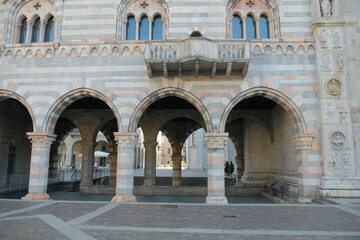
[225,96,299,201]
[50,97,118,193]
[135,96,209,196]
[0,99,33,193]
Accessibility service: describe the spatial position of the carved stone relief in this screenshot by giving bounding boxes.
[321,50,332,72]
[320,0,333,17]
[326,79,342,95]
[330,131,346,151]
[331,31,341,48]
[320,29,329,48]
[333,51,344,72]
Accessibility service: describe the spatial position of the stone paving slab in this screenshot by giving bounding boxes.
[83,230,360,240]
[11,202,107,221]
[84,204,360,232]
[0,199,42,213]
[0,217,70,240]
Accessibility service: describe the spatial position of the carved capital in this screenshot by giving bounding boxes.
[27,133,57,148]
[292,133,315,151]
[114,132,138,148]
[204,133,229,149]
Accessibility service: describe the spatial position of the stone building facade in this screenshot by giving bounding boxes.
[0,0,359,203]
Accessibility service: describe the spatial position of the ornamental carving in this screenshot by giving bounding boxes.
[330,131,346,151]
[320,50,331,72]
[320,0,333,17]
[28,134,56,148]
[334,51,344,72]
[326,79,342,95]
[204,133,229,149]
[114,133,138,148]
[292,134,314,151]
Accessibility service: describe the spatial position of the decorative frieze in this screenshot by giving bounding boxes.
[204,133,229,149]
[114,132,138,148]
[330,131,346,151]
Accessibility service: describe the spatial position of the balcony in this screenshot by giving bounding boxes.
[144,37,251,78]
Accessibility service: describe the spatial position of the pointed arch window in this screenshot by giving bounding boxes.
[139,16,149,40]
[19,19,28,44]
[232,15,243,39]
[31,17,41,43]
[152,16,163,40]
[126,16,136,40]
[260,15,269,39]
[44,17,55,42]
[246,15,256,39]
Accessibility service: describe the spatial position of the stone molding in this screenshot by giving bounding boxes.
[292,133,315,151]
[27,132,56,148]
[204,133,229,149]
[114,132,138,148]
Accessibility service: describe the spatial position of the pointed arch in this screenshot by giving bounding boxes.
[42,88,122,134]
[220,87,307,134]
[0,89,36,131]
[129,87,213,133]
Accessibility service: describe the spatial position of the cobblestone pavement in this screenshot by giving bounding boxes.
[0,197,359,240]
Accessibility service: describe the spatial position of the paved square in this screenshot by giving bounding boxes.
[0,198,359,240]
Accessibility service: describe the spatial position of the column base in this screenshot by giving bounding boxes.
[206,196,228,204]
[111,194,137,202]
[22,193,51,200]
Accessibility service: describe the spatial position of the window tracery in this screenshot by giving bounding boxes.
[11,0,59,44]
[117,0,168,41]
[227,0,280,39]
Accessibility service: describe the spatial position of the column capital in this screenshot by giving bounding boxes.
[114,132,138,148]
[204,133,229,149]
[27,133,56,148]
[292,133,315,151]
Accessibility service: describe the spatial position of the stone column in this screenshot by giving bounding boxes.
[235,156,243,186]
[172,155,182,186]
[292,133,316,203]
[144,141,157,187]
[148,17,153,40]
[22,133,56,200]
[135,17,140,40]
[26,20,33,44]
[112,132,138,202]
[79,141,95,190]
[255,16,260,39]
[109,141,117,185]
[204,133,229,204]
[40,19,46,43]
[241,16,246,39]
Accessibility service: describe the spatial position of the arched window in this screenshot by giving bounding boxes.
[139,16,149,40]
[19,19,28,44]
[31,17,41,43]
[232,15,243,39]
[126,16,136,40]
[152,16,162,40]
[260,15,269,39]
[246,15,256,39]
[44,17,55,42]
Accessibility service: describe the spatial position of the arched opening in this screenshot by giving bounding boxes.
[31,17,41,43]
[224,96,300,200]
[260,15,269,39]
[0,98,33,194]
[135,96,209,195]
[152,15,163,40]
[126,16,136,40]
[139,16,149,40]
[232,14,243,39]
[19,19,28,44]
[47,95,119,194]
[246,15,256,39]
[44,16,55,42]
